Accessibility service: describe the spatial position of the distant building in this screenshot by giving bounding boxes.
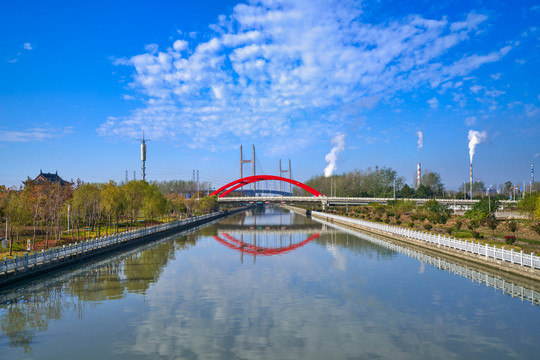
[29,170,71,186]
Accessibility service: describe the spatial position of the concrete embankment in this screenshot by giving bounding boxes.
[282,205,540,285]
[0,207,249,287]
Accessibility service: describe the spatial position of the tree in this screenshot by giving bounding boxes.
[420,170,445,197]
[5,191,31,255]
[517,191,539,219]
[504,181,513,196]
[416,184,430,198]
[304,166,405,198]
[124,181,147,229]
[71,183,101,241]
[165,193,188,219]
[464,197,500,223]
[198,196,219,213]
[400,184,414,198]
[506,220,518,237]
[100,181,126,234]
[460,181,486,198]
[142,183,167,222]
[486,216,499,237]
[423,199,452,224]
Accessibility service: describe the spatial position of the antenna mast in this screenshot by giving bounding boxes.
[138,133,151,181]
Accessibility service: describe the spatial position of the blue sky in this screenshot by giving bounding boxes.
[1,0,539,191]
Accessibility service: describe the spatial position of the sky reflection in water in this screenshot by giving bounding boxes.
[1,206,539,359]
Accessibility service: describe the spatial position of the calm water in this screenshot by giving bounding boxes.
[1,206,539,359]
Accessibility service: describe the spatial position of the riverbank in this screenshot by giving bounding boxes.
[282,205,540,283]
[0,207,250,287]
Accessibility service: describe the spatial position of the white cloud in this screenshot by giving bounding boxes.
[427,97,439,109]
[469,85,483,93]
[101,0,509,151]
[490,73,502,80]
[0,126,73,142]
[23,42,32,50]
[465,116,477,126]
[172,40,188,52]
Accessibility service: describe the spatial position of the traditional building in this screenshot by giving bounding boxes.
[30,170,71,186]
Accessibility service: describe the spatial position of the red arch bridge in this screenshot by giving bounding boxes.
[209,175,511,208]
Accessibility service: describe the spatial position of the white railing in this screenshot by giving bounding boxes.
[313,211,540,270]
[1,211,226,276]
[319,220,540,305]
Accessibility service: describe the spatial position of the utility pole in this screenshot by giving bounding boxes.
[197,170,200,199]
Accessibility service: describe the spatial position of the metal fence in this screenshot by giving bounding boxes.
[319,219,540,306]
[313,211,540,270]
[1,212,222,276]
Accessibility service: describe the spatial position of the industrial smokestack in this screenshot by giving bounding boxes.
[470,163,473,199]
[416,163,421,188]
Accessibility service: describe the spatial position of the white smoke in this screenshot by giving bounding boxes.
[324,134,346,177]
[534,153,540,159]
[416,130,423,151]
[468,130,488,163]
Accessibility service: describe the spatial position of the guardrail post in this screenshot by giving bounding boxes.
[520,250,523,266]
[25,253,29,269]
[3,257,7,274]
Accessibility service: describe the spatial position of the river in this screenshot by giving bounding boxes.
[1,206,539,359]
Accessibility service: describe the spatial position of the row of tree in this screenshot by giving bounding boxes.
[0,180,219,255]
[303,167,539,199]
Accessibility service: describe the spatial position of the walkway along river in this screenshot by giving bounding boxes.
[0,207,249,287]
[1,205,539,359]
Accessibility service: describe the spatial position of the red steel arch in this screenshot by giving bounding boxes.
[210,175,323,198]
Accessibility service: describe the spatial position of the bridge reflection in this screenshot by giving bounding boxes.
[213,232,320,258]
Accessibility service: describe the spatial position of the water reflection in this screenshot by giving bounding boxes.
[314,216,540,306]
[0,227,199,352]
[1,206,539,359]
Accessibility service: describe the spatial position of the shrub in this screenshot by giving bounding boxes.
[531,223,540,236]
[423,224,433,231]
[384,218,390,224]
[485,216,499,237]
[504,235,516,244]
[472,231,483,239]
[396,220,402,226]
[455,220,462,231]
[446,227,454,235]
[395,214,401,220]
[408,222,415,228]
[506,220,518,235]
[468,219,479,231]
